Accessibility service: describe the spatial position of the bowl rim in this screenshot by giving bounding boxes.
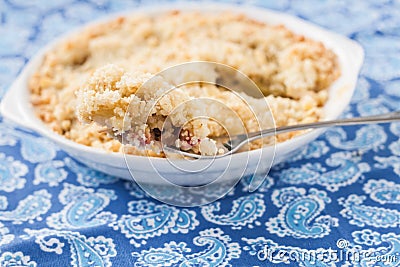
[0,1,364,166]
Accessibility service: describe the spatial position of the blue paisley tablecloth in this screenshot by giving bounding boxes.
[1,0,400,266]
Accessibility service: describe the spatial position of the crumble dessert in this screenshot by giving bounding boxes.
[29,11,340,156]
[76,64,275,156]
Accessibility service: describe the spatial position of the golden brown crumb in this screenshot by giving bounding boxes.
[29,11,340,156]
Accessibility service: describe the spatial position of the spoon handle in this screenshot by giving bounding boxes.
[248,110,400,141]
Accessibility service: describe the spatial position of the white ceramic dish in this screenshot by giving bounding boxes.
[0,2,363,187]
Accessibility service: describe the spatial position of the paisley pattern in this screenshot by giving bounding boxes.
[201,194,265,229]
[350,233,400,267]
[240,175,274,192]
[124,181,146,198]
[22,229,116,267]
[352,229,383,246]
[356,96,399,116]
[0,153,28,192]
[339,230,400,267]
[286,140,330,162]
[0,251,37,267]
[64,158,118,187]
[110,200,199,247]
[324,125,386,151]
[47,183,117,229]
[363,179,400,204]
[0,124,58,163]
[375,156,400,178]
[1,0,400,266]
[266,187,338,238]
[339,194,400,228]
[132,228,240,267]
[274,151,370,192]
[0,190,51,224]
[33,161,68,187]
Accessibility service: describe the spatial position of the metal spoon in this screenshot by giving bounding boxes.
[164,111,400,159]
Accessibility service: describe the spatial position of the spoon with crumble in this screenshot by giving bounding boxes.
[164,110,400,159]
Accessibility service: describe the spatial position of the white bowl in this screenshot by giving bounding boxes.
[0,2,363,187]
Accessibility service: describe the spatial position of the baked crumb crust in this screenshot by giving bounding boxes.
[29,11,339,156]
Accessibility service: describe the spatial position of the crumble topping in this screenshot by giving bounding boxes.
[29,11,339,156]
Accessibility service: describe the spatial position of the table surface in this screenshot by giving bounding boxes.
[1,0,400,266]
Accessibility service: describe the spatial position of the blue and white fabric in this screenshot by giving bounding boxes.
[1,0,400,266]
